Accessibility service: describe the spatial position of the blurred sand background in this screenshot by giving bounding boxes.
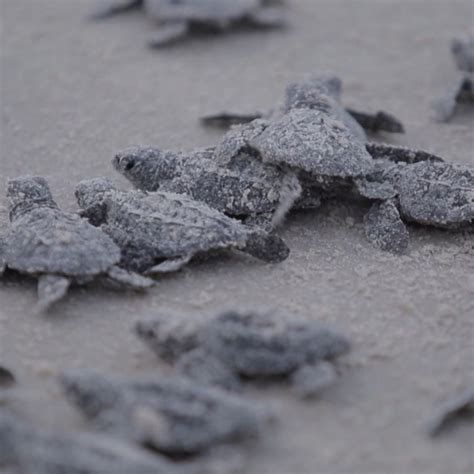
[1,1,473,473]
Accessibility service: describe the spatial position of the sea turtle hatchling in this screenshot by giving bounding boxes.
[432,35,474,122]
[112,146,312,230]
[75,178,289,274]
[0,410,189,474]
[201,74,405,139]
[356,152,474,253]
[0,177,153,311]
[91,0,286,48]
[135,310,351,398]
[61,371,271,455]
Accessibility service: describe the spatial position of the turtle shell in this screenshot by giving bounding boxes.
[398,161,474,228]
[104,190,249,260]
[249,108,374,178]
[201,311,350,377]
[5,207,120,276]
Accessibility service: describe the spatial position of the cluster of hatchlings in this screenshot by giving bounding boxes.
[1,72,472,311]
[1,3,473,471]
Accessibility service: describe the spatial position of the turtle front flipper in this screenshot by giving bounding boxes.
[243,231,289,263]
[176,348,242,392]
[346,109,405,134]
[366,142,445,164]
[89,0,143,20]
[200,112,263,129]
[271,171,302,228]
[144,255,193,275]
[36,274,71,312]
[290,361,338,399]
[432,76,473,122]
[0,365,15,388]
[364,199,409,254]
[148,22,189,49]
[426,385,474,437]
[106,265,154,289]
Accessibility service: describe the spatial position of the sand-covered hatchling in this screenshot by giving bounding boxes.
[135,310,351,397]
[357,151,474,253]
[433,35,474,122]
[112,147,311,230]
[0,410,188,474]
[61,371,270,455]
[91,0,286,47]
[75,178,289,273]
[0,177,153,311]
[202,74,405,138]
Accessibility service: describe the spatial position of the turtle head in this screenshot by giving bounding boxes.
[284,74,342,111]
[75,178,116,226]
[75,178,115,210]
[451,36,474,72]
[7,176,56,221]
[112,147,180,192]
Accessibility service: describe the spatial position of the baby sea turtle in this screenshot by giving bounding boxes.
[61,371,270,455]
[358,153,474,253]
[0,410,186,474]
[75,178,289,273]
[135,310,351,398]
[0,177,153,311]
[112,147,308,229]
[202,74,405,138]
[433,35,474,122]
[426,385,474,437]
[91,0,285,48]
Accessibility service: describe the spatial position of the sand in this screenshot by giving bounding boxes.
[1,0,473,473]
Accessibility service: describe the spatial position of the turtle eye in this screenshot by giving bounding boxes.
[124,160,135,171]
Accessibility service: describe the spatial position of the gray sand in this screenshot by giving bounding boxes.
[1,1,473,473]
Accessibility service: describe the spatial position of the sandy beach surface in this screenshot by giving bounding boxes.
[1,1,473,473]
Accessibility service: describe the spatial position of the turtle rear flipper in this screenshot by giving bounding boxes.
[432,76,472,122]
[89,0,143,20]
[106,265,154,289]
[176,348,242,392]
[346,109,405,134]
[243,231,289,263]
[248,6,286,28]
[291,361,338,399]
[366,142,445,164]
[148,22,189,49]
[36,275,71,313]
[145,255,193,275]
[200,112,263,128]
[364,200,409,254]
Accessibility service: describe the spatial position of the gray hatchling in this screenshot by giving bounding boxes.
[112,147,308,230]
[91,0,285,48]
[135,310,351,398]
[356,149,474,253]
[0,410,188,474]
[61,371,271,455]
[75,178,289,274]
[426,385,474,437]
[202,73,405,139]
[433,35,474,122]
[0,177,153,311]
